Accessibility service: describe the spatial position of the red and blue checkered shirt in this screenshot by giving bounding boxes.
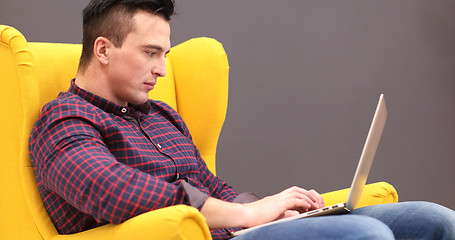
[29,80,239,239]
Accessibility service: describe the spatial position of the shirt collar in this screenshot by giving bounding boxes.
[68,79,151,115]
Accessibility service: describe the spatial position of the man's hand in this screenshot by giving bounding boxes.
[200,186,324,230]
[242,186,324,228]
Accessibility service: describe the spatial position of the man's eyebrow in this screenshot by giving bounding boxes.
[143,44,171,54]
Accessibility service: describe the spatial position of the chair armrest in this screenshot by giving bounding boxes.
[321,182,398,208]
[52,205,211,240]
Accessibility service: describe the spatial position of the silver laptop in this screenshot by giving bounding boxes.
[232,94,387,236]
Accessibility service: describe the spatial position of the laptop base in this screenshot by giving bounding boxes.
[231,203,350,236]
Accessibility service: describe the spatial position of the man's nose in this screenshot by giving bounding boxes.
[152,58,167,77]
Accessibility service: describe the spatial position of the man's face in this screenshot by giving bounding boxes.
[106,11,171,106]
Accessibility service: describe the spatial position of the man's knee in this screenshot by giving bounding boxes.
[412,202,455,239]
[353,201,455,240]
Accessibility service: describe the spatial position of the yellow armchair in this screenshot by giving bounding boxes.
[0,25,398,240]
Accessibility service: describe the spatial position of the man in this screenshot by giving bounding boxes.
[29,0,455,239]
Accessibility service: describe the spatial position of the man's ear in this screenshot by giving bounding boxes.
[93,36,111,65]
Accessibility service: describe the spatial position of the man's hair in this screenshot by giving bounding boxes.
[78,0,175,72]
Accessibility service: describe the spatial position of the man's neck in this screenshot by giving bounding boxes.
[75,68,128,106]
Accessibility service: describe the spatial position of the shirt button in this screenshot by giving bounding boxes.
[121,108,127,113]
[157,143,162,149]
[176,173,180,179]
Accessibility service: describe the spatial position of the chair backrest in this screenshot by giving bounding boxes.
[0,25,229,239]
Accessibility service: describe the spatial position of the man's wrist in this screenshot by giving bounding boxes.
[201,197,251,229]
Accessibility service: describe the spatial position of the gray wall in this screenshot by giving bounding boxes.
[1,0,454,209]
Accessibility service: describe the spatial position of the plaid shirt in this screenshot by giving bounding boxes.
[29,80,238,239]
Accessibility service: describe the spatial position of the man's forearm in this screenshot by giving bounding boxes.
[200,197,249,229]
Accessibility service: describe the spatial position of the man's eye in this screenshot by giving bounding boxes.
[147,51,156,56]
